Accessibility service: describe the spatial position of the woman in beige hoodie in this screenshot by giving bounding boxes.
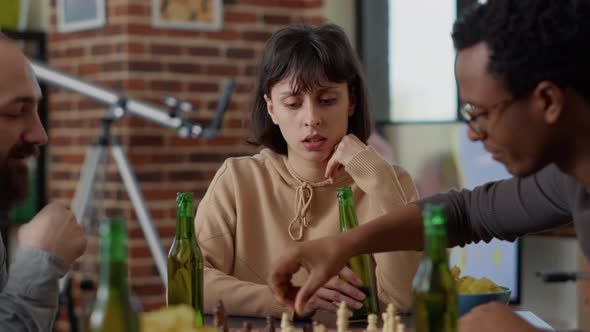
[194,24,422,319]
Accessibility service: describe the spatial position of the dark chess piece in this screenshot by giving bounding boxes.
[265,315,275,332]
[242,321,253,332]
[303,323,313,332]
[213,301,224,327]
[213,300,229,332]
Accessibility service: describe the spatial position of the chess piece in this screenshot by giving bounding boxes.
[365,313,379,332]
[386,303,395,316]
[312,321,320,332]
[303,323,313,332]
[243,322,253,332]
[213,300,229,332]
[396,323,405,332]
[386,304,396,332]
[265,315,275,332]
[313,321,327,332]
[336,302,349,332]
[280,312,291,332]
[381,312,389,332]
[213,300,225,328]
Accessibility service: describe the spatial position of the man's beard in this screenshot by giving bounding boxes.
[0,143,39,215]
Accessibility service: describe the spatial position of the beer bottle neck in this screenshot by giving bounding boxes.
[337,187,358,231]
[176,203,194,239]
[424,225,448,263]
[98,224,128,292]
[98,262,128,292]
[338,204,359,231]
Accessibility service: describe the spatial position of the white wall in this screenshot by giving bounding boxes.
[27,0,49,31]
[384,123,460,180]
[518,236,579,330]
[324,0,356,48]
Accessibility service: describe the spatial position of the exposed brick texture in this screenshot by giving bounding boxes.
[48,1,324,331]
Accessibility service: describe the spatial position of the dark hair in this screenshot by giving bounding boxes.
[452,0,590,102]
[248,24,372,155]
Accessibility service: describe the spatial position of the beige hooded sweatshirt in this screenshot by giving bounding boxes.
[195,147,422,318]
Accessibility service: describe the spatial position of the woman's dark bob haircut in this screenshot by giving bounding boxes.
[248,24,372,155]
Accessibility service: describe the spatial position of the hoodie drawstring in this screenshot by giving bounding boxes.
[288,182,314,241]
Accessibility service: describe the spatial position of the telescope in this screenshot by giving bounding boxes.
[30,60,234,140]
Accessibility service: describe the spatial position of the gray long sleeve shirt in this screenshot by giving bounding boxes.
[0,234,69,331]
[419,164,590,259]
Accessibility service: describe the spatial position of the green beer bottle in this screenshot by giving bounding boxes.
[86,218,139,332]
[413,204,458,332]
[337,186,379,321]
[167,192,204,327]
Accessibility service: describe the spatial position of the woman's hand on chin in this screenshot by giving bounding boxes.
[325,134,366,183]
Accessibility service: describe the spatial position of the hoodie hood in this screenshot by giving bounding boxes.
[260,148,352,241]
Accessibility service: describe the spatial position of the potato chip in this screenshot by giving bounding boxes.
[450,266,461,280]
[140,305,197,332]
[451,265,503,294]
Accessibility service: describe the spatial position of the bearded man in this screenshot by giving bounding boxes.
[0,35,87,331]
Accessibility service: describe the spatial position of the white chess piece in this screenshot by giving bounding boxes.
[386,305,395,332]
[337,302,349,332]
[386,304,395,315]
[281,312,291,332]
[381,312,389,332]
[314,323,327,332]
[364,313,379,332]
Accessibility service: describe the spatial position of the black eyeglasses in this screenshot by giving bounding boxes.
[459,98,514,136]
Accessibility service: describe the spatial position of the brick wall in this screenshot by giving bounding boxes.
[47,1,324,331]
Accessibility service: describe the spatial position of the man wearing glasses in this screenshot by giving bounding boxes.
[270,0,590,331]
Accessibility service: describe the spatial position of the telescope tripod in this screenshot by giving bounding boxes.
[60,115,167,331]
[73,116,168,282]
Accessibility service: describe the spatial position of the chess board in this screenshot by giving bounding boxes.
[210,302,410,332]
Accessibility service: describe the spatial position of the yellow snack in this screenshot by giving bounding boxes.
[467,277,502,294]
[452,266,503,294]
[456,275,476,293]
[140,305,197,332]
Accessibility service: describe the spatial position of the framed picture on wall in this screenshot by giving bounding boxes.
[152,0,223,31]
[57,0,106,33]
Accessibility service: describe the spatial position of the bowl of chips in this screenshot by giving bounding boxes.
[452,266,511,316]
[141,305,218,332]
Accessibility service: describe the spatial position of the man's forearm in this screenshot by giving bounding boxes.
[341,203,425,257]
[0,292,56,331]
[0,246,69,331]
